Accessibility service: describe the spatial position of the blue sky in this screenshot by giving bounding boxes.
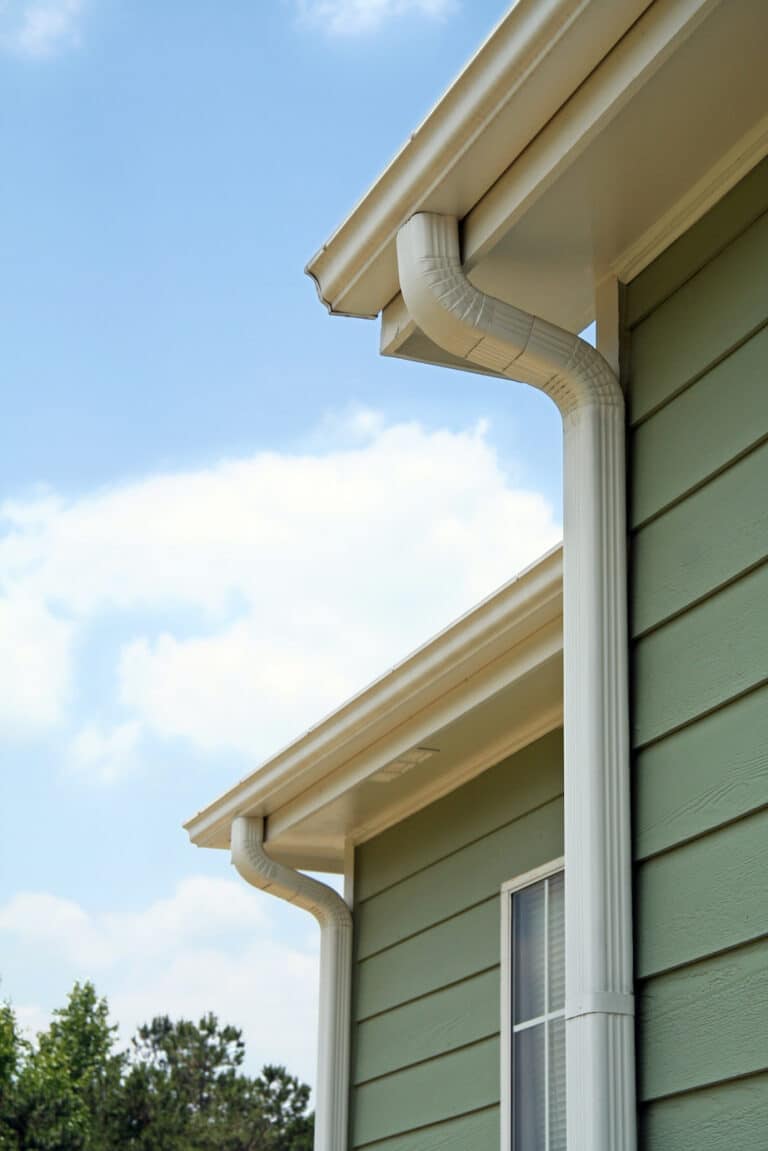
[0,0,565,1085]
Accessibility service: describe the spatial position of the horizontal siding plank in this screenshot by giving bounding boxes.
[354,969,499,1085]
[634,684,768,859]
[629,209,768,424]
[355,729,562,902]
[642,1073,768,1151]
[355,1105,499,1151]
[626,157,768,327]
[632,563,768,747]
[638,939,768,1101]
[636,808,768,977]
[352,1037,499,1147]
[630,322,768,527]
[356,797,563,959]
[355,898,498,1020]
[632,441,768,635]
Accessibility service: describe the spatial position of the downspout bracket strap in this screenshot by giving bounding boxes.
[566,992,635,1020]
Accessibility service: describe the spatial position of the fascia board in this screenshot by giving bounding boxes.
[306,0,653,319]
[266,617,563,847]
[184,544,562,850]
[381,0,724,361]
[461,0,721,272]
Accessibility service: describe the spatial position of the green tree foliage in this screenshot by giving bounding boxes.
[0,1002,22,1150]
[0,985,313,1151]
[1,982,122,1151]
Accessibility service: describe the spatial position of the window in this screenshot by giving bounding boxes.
[501,860,565,1151]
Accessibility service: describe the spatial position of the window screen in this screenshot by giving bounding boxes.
[509,869,565,1151]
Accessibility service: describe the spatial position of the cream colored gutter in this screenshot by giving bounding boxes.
[231,817,352,1151]
[306,0,653,319]
[397,213,635,1151]
[185,544,562,856]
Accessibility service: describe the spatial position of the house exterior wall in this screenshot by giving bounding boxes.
[347,727,563,1151]
[625,156,768,1150]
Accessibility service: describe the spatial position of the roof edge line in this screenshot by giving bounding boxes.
[305,0,621,316]
[184,543,562,846]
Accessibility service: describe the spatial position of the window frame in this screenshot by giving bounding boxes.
[500,856,565,1151]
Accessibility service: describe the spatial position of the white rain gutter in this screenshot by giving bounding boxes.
[230,816,352,1151]
[397,213,636,1151]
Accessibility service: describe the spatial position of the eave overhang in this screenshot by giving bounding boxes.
[307,0,768,356]
[185,545,563,871]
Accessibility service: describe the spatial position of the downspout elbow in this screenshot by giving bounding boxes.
[231,816,352,1151]
[396,212,635,1151]
[396,212,622,415]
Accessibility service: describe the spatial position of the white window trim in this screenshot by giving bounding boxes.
[500,856,565,1151]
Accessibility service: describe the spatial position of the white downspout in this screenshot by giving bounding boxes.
[396,213,636,1151]
[230,816,352,1151]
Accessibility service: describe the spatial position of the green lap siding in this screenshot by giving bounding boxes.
[354,1107,500,1151]
[642,1074,768,1151]
[348,728,563,1150]
[625,157,768,1149]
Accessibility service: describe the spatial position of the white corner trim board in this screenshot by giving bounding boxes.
[397,213,636,1151]
[230,817,352,1151]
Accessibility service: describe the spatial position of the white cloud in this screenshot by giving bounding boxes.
[0,877,272,970]
[0,878,319,1079]
[13,1002,52,1043]
[0,411,560,766]
[110,942,317,1082]
[1,0,83,58]
[0,890,111,967]
[119,626,354,758]
[296,0,456,38]
[67,720,143,784]
[0,594,73,733]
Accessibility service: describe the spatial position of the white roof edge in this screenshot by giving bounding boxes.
[305,0,654,317]
[185,542,563,848]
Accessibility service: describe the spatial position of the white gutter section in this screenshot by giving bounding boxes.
[397,213,635,1151]
[230,816,352,1151]
[305,0,654,319]
[185,544,562,857]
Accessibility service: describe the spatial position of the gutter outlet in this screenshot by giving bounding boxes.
[397,212,636,1151]
[231,816,352,1151]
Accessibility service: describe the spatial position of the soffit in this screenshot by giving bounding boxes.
[312,0,768,371]
[306,0,656,318]
[465,0,768,330]
[185,547,563,870]
[266,629,562,872]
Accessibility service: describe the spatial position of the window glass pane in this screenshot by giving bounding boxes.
[548,872,565,1012]
[513,880,546,1023]
[513,1021,545,1151]
[548,1016,566,1151]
